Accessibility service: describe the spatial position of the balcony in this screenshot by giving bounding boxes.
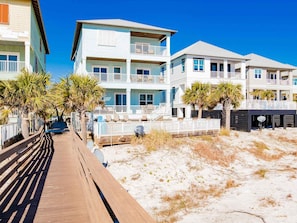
[90,72,166,85]
[130,43,167,56]
[0,61,25,73]
[130,74,165,84]
[211,71,242,79]
[90,72,127,83]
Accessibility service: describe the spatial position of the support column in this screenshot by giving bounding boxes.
[185,105,192,119]
[288,70,293,101]
[177,108,183,119]
[166,88,170,111]
[166,34,171,56]
[126,59,131,83]
[126,88,131,113]
[224,60,228,78]
[25,42,31,72]
[166,62,170,84]
[276,70,280,85]
[241,61,246,79]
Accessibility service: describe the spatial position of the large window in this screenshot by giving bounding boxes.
[139,94,153,105]
[0,54,18,72]
[93,67,108,81]
[0,4,9,24]
[193,58,204,71]
[254,69,262,79]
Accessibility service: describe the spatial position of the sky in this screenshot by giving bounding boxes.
[39,0,297,81]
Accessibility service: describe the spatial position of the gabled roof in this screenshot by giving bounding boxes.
[245,53,296,70]
[71,19,176,60]
[32,0,49,54]
[171,40,245,61]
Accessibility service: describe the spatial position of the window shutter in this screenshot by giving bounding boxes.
[0,4,9,24]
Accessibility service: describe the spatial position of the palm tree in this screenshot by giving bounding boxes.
[214,82,244,130]
[250,89,264,100]
[182,82,212,119]
[261,90,275,100]
[48,77,72,122]
[0,70,50,138]
[66,74,104,144]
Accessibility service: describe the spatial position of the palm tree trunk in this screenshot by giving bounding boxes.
[81,110,87,144]
[21,111,30,138]
[198,107,203,119]
[224,101,231,130]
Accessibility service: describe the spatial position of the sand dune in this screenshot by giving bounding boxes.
[102,128,297,223]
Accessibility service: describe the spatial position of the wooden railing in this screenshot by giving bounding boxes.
[71,129,156,223]
[0,128,45,200]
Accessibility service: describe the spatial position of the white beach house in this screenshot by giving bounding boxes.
[71,19,176,120]
[170,40,247,118]
[0,0,49,80]
[244,53,296,102]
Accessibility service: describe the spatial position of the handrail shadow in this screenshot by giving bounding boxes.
[0,133,54,223]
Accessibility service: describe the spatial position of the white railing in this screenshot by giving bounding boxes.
[130,44,167,56]
[240,99,297,110]
[0,123,20,149]
[0,61,25,73]
[90,72,127,83]
[93,118,220,137]
[130,74,165,84]
[210,71,242,79]
[95,104,170,116]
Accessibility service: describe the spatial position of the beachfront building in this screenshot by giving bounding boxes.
[244,53,296,102]
[71,19,176,120]
[0,0,49,80]
[170,40,247,119]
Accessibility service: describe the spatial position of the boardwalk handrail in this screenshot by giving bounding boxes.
[0,128,44,200]
[71,128,156,223]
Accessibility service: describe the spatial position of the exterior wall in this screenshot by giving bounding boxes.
[81,24,130,60]
[0,0,31,43]
[30,5,46,72]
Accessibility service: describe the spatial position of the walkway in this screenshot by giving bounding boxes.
[34,132,90,222]
[0,132,90,222]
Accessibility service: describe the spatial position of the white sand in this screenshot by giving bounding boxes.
[101,128,297,223]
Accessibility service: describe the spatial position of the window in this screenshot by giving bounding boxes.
[0,54,18,72]
[227,64,231,72]
[170,62,174,74]
[211,63,217,71]
[113,67,121,80]
[161,66,165,76]
[193,58,204,71]
[137,68,150,75]
[139,94,153,105]
[181,59,185,72]
[254,69,262,79]
[219,64,224,71]
[293,78,297,85]
[93,67,108,81]
[0,4,9,24]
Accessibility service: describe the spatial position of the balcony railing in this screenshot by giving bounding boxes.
[90,72,127,83]
[211,71,242,79]
[266,79,290,85]
[130,43,167,56]
[130,74,165,84]
[0,61,25,73]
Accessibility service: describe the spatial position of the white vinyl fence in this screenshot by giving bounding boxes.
[93,118,220,137]
[0,123,20,150]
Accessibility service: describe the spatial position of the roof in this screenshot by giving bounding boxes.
[71,19,177,60]
[32,0,49,54]
[245,53,296,70]
[171,40,245,61]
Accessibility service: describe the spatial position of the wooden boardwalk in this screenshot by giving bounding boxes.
[34,132,91,222]
[1,130,156,223]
